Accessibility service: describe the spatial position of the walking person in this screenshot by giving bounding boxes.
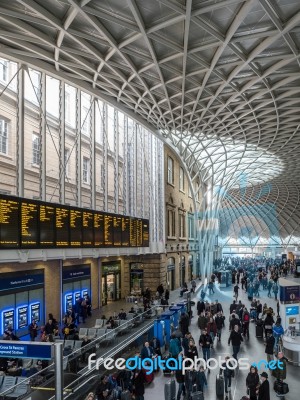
[221,356,234,400]
[257,372,270,400]
[273,283,279,301]
[233,284,239,300]
[199,328,213,369]
[246,365,259,400]
[265,333,275,362]
[228,324,243,360]
[175,366,186,400]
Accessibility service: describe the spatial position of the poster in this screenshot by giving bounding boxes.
[2,309,14,333]
[17,306,28,329]
[65,293,73,313]
[74,291,81,303]
[30,303,40,323]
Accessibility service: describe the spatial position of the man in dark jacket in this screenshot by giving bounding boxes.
[229,300,237,314]
[175,367,186,400]
[140,342,154,360]
[199,328,213,365]
[133,369,145,400]
[258,372,270,400]
[149,337,161,356]
[228,325,243,360]
[220,356,234,399]
[198,312,208,330]
[229,314,241,331]
[265,333,275,362]
[215,312,224,341]
[197,300,205,315]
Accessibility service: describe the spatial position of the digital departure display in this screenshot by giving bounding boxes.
[39,204,55,247]
[0,194,149,249]
[21,201,38,247]
[0,196,20,247]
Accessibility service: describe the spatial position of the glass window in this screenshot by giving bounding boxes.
[179,167,184,191]
[0,119,8,154]
[179,213,186,238]
[188,214,194,239]
[167,209,175,237]
[83,157,89,184]
[0,60,8,82]
[167,156,174,184]
[32,134,40,166]
[65,91,71,124]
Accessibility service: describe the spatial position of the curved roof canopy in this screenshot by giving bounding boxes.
[1,0,300,247]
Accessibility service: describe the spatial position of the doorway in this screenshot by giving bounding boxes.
[102,272,121,305]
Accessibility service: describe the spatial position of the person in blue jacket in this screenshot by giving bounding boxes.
[273,319,284,352]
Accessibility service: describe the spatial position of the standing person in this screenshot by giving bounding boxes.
[246,365,259,400]
[164,288,170,302]
[207,317,217,348]
[273,283,279,301]
[132,369,145,400]
[169,334,181,358]
[233,284,239,300]
[208,280,215,294]
[175,366,186,400]
[228,325,243,360]
[221,356,234,400]
[199,328,213,369]
[179,313,189,336]
[265,333,275,362]
[29,319,38,341]
[273,351,287,381]
[156,284,164,298]
[215,311,224,342]
[273,319,284,353]
[257,372,270,400]
[191,279,197,293]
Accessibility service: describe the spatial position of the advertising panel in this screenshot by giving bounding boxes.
[30,303,40,323]
[17,306,28,329]
[65,293,73,313]
[2,310,14,333]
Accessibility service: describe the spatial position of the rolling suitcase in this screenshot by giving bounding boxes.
[274,380,289,394]
[255,324,263,338]
[120,391,131,400]
[164,377,176,400]
[216,374,224,397]
[191,390,204,400]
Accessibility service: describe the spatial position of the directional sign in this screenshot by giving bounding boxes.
[0,341,53,359]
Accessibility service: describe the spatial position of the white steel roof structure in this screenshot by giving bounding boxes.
[1,0,300,250]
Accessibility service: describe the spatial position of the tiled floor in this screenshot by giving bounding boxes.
[140,277,298,400]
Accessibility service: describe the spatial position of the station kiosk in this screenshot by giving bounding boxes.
[160,310,175,342]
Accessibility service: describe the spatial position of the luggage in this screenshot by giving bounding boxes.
[274,380,289,394]
[143,369,154,384]
[256,319,263,326]
[255,324,263,338]
[190,391,204,400]
[120,390,131,400]
[163,354,175,375]
[164,378,176,400]
[216,374,224,397]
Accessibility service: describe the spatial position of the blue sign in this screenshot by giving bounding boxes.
[0,341,52,359]
[280,285,300,302]
[82,289,88,299]
[74,292,81,303]
[62,265,91,281]
[17,305,28,329]
[2,309,14,334]
[0,273,44,292]
[30,303,40,323]
[65,293,73,313]
[286,306,299,316]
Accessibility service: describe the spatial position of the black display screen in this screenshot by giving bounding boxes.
[0,196,20,247]
[21,201,39,247]
[0,194,149,249]
[39,204,55,247]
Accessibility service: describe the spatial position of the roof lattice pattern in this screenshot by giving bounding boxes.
[1,0,300,245]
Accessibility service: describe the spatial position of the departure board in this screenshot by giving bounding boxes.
[0,196,20,247]
[82,211,94,246]
[94,212,104,246]
[142,219,149,247]
[0,194,149,249]
[113,216,122,246]
[70,209,82,246]
[21,201,39,247]
[56,207,70,247]
[136,219,143,247]
[40,204,55,247]
[130,218,137,246]
[104,214,114,246]
[121,216,130,246]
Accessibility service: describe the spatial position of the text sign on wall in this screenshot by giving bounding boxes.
[0,341,52,359]
[280,285,300,302]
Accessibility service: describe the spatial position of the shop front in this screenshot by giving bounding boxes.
[0,269,44,337]
[167,264,175,291]
[130,263,144,295]
[101,261,121,305]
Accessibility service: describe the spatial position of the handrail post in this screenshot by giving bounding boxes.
[55,342,64,400]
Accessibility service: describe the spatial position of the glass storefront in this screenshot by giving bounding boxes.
[101,262,121,305]
[130,263,144,295]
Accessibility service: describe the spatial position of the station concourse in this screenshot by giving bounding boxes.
[0,1,300,400]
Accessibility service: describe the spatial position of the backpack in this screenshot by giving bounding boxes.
[243,313,250,322]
